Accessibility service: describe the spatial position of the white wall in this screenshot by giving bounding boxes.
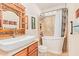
[23,3,41,36]
[67,3,79,56]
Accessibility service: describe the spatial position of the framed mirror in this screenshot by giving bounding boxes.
[2,11,19,30]
[0,3,26,37]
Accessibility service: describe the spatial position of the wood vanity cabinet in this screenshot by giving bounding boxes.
[28,42,38,56]
[15,48,28,56]
[28,48,38,56]
[14,42,38,56]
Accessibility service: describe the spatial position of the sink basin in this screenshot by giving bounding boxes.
[0,36,36,52]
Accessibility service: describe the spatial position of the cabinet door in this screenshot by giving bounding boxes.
[15,48,27,56]
[28,48,38,56]
[28,42,38,53]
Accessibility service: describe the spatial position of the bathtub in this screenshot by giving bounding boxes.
[42,36,64,54]
[0,36,36,52]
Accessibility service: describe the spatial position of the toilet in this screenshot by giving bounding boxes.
[38,45,47,56]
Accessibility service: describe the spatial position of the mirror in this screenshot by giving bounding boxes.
[2,11,19,30]
[0,3,26,38]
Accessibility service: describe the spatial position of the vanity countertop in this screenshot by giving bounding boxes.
[0,36,39,56]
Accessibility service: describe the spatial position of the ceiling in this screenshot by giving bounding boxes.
[35,3,65,12]
[23,3,66,14]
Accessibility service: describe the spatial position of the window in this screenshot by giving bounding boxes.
[31,17,36,29]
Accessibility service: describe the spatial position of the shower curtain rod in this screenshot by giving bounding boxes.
[40,8,67,15]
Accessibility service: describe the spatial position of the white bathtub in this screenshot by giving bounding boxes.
[42,36,64,54]
[0,36,36,52]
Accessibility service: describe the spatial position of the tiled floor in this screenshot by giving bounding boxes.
[38,52,68,56]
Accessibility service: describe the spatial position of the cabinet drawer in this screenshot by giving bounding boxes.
[28,48,38,56]
[28,42,38,53]
[15,48,27,56]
